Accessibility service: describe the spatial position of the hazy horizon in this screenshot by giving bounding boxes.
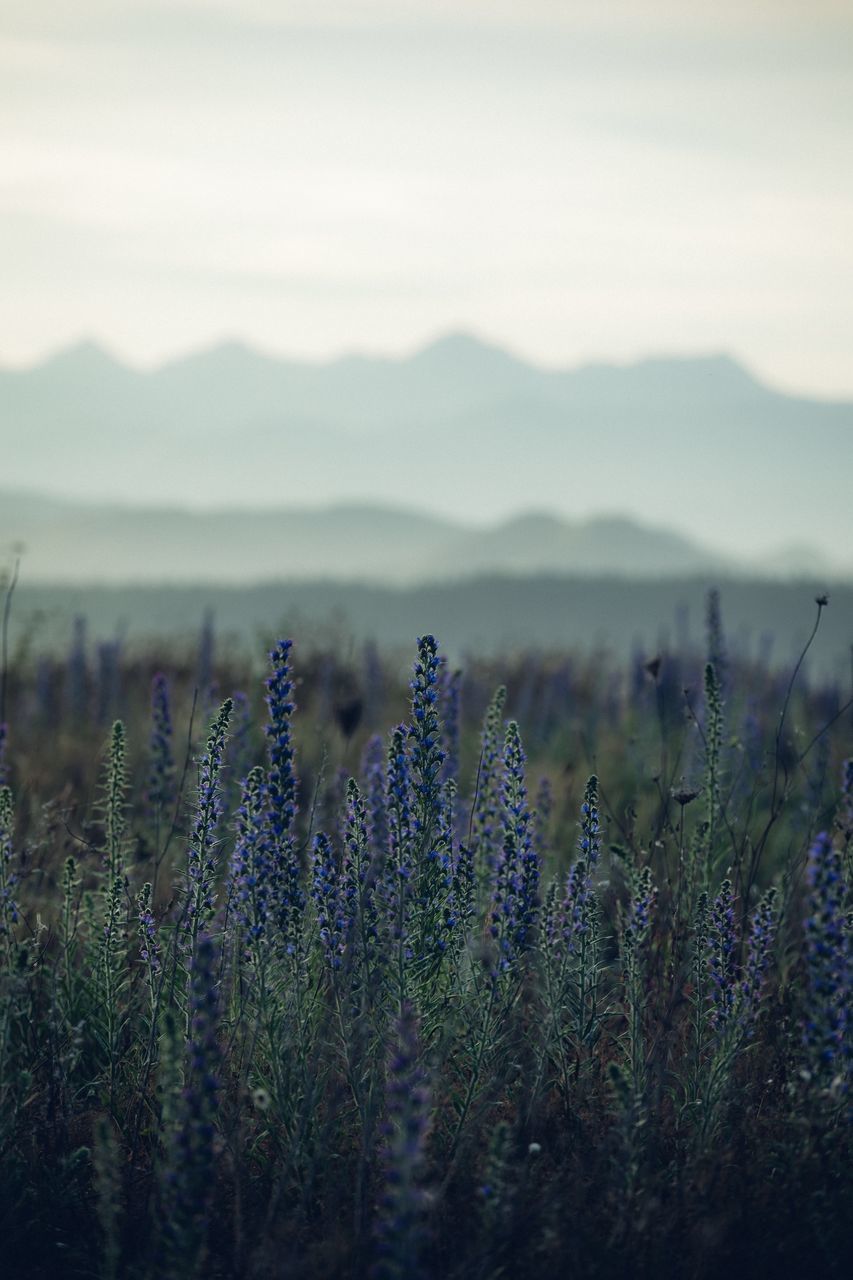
[5,329,852,407]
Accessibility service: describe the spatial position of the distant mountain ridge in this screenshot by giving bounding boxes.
[2,332,852,573]
[0,490,841,585]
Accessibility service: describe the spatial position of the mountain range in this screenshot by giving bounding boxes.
[0,491,840,585]
[1,332,851,579]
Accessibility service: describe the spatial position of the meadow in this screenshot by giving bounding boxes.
[0,590,850,1278]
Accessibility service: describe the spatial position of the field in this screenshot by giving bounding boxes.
[0,589,850,1279]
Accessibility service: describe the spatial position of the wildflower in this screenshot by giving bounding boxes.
[311,832,345,968]
[147,673,176,812]
[439,662,461,790]
[264,640,304,955]
[802,832,850,1083]
[230,767,274,942]
[162,933,222,1272]
[341,778,382,989]
[186,699,232,937]
[707,878,738,1032]
[362,733,389,858]
[560,776,602,955]
[137,881,160,976]
[408,635,445,832]
[373,1003,431,1280]
[470,686,507,881]
[490,721,539,973]
[738,887,777,1033]
[0,786,20,954]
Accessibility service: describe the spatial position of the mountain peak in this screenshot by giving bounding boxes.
[40,338,128,377]
[412,330,526,371]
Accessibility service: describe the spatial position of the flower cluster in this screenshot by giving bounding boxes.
[803,831,850,1084]
[623,864,657,953]
[162,933,222,1271]
[0,785,19,947]
[362,733,389,858]
[737,887,777,1033]
[341,777,382,990]
[490,721,539,974]
[561,775,602,955]
[265,641,304,954]
[311,832,345,968]
[409,635,445,833]
[186,699,232,936]
[373,1003,432,1280]
[439,662,461,790]
[147,673,176,812]
[707,878,738,1032]
[137,881,160,977]
[471,686,506,879]
[385,725,414,953]
[230,766,274,943]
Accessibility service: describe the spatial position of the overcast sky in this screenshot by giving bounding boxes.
[2,1,853,395]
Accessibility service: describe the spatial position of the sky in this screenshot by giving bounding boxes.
[1,1,853,396]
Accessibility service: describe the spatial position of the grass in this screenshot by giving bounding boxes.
[0,592,850,1279]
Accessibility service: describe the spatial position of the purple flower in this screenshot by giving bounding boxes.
[362,733,389,858]
[230,766,274,943]
[162,933,222,1268]
[738,887,777,1033]
[0,785,20,946]
[265,640,305,956]
[373,1003,431,1280]
[707,878,738,1032]
[147,673,175,811]
[185,699,232,936]
[311,832,346,968]
[803,832,850,1083]
[408,635,445,831]
[490,721,539,974]
[471,686,507,880]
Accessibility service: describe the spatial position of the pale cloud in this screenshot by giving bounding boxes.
[0,1,852,393]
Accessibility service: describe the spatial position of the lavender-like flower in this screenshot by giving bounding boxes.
[490,721,539,974]
[341,778,382,995]
[0,785,20,964]
[265,639,298,837]
[840,758,853,835]
[264,640,305,956]
[802,832,850,1084]
[373,1003,432,1280]
[409,635,445,840]
[707,878,738,1032]
[224,689,252,817]
[147,673,176,812]
[385,725,415,992]
[623,864,657,952]
[137,881,160,977]
[185,699,233,942]
[162,933,222,1273]
[738,886,777,1033]
[439,662,461,790]
[311,832,346,969]
[471,686,507,885]
[362,733,389,859]
[230,766,274,943]
[560,776,603,952]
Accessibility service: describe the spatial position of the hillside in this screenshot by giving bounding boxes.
[2,335,851,570]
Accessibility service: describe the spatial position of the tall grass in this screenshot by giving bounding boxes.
[0,601,850,1278]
